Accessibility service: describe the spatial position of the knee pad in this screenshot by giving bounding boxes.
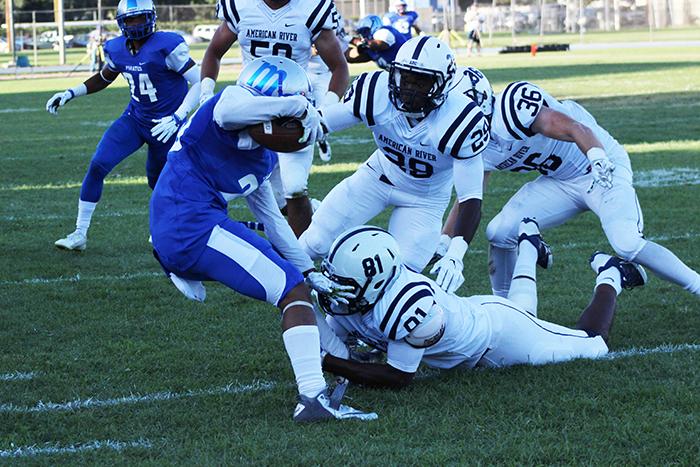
[281,171,309,199]
[86,159,111,181]
[608,229,647,261]
[298,226,330,260]
[486,213,518,248]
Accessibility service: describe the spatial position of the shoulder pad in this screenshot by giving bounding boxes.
[435,95,488,159]
[342,70,388,127]
[306,0,339,39]
[217,0,240,30]
[376,281,436,340]
[498,81,545,140]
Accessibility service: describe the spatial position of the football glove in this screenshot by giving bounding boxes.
[587,147,615,191]
[151,114,185,143]
[46,90,75,115]
[199,77,215,105]
[430,236,468,294]
[299,103,325,144]
[305,271,355,306]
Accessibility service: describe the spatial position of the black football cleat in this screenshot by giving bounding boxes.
[517,218,553,269]
[589,251,648,290]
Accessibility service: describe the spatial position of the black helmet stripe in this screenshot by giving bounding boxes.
[411,36,430,60]
[328,226,389,262]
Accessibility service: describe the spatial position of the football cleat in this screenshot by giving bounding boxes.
[293,385,378,423]
[318,139,332,162]
[169,273,206,302]
[589,252,647,290]
[517,218,553,269]
[54,230,87,251]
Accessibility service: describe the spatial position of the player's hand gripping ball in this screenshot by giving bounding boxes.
[248,117,307,152]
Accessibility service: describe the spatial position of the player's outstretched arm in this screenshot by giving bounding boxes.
[322,354,415,389]
[315,29,350,104]
[200,23,237,103]
[45,66,119,115]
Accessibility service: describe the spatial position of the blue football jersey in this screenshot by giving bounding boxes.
[367,26,407,69]
[103,31,193,126]
[389,11,418,40]
[169,91,278,201]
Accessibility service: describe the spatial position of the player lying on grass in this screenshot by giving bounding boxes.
[313,222,646,389]
[440,66,700,300]
[149,56,375,422]
[47,0,200,251]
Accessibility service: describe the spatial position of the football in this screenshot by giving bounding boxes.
[247,117,308,152]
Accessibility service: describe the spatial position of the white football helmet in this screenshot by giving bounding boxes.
[457,66,494,118]
[320,226,402,315]
[389,36,457,118]
[237,56,313,102]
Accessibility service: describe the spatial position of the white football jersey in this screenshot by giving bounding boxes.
[453,78,628,180]
[327,267,492,373]
[339,70,489,199]
[217,0,339,68]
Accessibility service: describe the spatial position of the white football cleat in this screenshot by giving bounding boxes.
[293,383,378,423]
[317,139,332,162]
[169,273,206,302]
[589,251,647,290]
[517,218,553,269]
[54,230,87,251]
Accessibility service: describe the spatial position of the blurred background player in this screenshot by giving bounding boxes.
[314,224,646,389]
[307,12,350,162]
[149,56,375,423]
[383,0,421,41]
[201,0,349,237]
[446,67,700,299]
[47,0,200,251]
[464,4,484,57]
[346,15,406,71]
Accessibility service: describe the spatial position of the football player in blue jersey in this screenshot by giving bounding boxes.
[346,15,407,71]
[149,56,376,423]
[46,0,201,251]
[383,0,421,41]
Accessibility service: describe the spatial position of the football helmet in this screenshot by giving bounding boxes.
[355,15,383,40]
[116,0,157,41]
[389,36,456,117]
[460,66,494,118]
[237,56,313,101]
[320,226,401,315]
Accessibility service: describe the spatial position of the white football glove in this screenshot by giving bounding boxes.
[305,271,356,306]
[46,90,75,115]
[199,77,215,105]
[151,114,185,143]
[587,147,615,191]
[430,236,468,294]
[298,103,325,144]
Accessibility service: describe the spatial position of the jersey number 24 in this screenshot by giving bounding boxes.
[123,72,158,103]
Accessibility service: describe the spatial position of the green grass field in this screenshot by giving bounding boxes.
[1,40,699,464]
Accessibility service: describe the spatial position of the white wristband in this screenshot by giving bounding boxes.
[322,91,341,107]
[201,77,215,95]
[69,83,88,98]
[446,236,469,260]
[586,147,606,162]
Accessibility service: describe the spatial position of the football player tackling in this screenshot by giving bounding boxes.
[314,223,646,388]
[201,0,349,236]
[300,37,490,295]
[149,56,375,423]
[47,0,201,251]
[445,67,700,299]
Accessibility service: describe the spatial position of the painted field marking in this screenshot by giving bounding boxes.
[0,271,162,287]
[0,439,152,458]
[634,167,700,188]
[0,371,38,381]
[0,108,40,113]
[0,208,147,222]
[1,344,698,415]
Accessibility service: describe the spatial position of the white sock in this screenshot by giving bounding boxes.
[508,241,539,316]
[282,325,327,398]
[596,267,622,296]
[634,242,700,296]
[489,245,518,297]
[76,200,97,235]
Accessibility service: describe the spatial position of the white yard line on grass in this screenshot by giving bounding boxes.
[0,439,152,458]
[0,381,275,414]
[0,271,162,286]
[0,108,40,113]
[605,343,700,360]
[0,208,147,222]
[0,371,38,381]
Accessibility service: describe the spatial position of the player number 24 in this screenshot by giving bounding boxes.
[123,73,158,103]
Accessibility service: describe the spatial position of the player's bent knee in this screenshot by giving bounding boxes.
[486,214,517,248]
[608,232,646,261]
[86,160,112,181]
[298,227,330,260]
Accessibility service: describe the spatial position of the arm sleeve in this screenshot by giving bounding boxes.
[173,65,201,120]
[217,0,239,33]
[453,155,485,202]
[372,28,396,46]
[213,86,309,131]
[387,339,424,373]
[437,99,489,159]
[499,81,546,140]
[245,180,314,273]
[321,101,362,133]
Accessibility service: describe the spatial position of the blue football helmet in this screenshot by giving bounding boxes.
[355,15,383,40]
[116,0,157,40]
[237,56,313,102]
